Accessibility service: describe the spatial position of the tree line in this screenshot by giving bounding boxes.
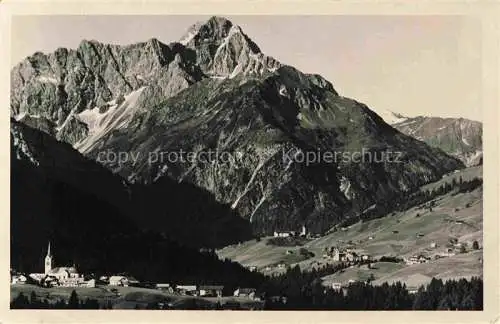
[10,290,105,309]
[261,265,483,310]
[11,273,483,310]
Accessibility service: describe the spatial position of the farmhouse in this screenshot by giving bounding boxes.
[277,263,287,269]
[361,255,372,261]
[176,285,198,295]
[406,256,419,265]
[109,276,129,287]
[331,248,345,262]
[344,252,359,262]
[273,231,290,238]
[11,274,27,285]
[156,283,174,293]
[199,285,224,297]
[406,254,430,265]
[234,288,257,299]
[331,282,342,292]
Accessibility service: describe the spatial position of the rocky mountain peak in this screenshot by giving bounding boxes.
[177,16,275,78]
[180,16,238,46]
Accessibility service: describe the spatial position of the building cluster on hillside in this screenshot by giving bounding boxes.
[273,225,321,239]
[405,254,431,265]
[273,225,308,238]
[323,247,372,263]
[404,240,475,265]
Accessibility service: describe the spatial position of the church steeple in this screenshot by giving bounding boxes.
[44,241,53,274]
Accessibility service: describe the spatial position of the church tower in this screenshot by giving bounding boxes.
[44,242,53,274]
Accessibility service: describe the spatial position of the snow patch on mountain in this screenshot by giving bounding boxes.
[74,87,147,153]
[378,110,409,125]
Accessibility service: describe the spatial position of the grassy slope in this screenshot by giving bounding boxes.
[10,284,262,309]
[218,166,483,286]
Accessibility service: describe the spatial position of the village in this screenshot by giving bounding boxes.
[11,214,481,308]
[228,220,482,296]
[10,242,264,305]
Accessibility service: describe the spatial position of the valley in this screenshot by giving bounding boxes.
[218,166,483,288]
[9,15,484,310]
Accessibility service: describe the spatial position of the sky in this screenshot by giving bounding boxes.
[10,15,482,121]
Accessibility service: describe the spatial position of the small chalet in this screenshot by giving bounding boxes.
[277,263,286,269]
[198,285,224,297]
[331,282,342,291]
[109,275,129,287]
[274,231,291,238]
[234,288,257,299]
[156,283,174,293]
[176,285,198,296]
[11,274,27,285]
[361,255,372,261]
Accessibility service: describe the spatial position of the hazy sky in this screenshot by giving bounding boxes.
[11,15,482,121]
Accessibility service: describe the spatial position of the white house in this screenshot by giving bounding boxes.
[331,282,342,291]
[156,283,174,293]
[83,279,96,288]
[28,273,45,283]
[109,276,129,287]
[199,285,224,297]
[361,255,372,261]
[11,274,27,285]
[233,288,256,299]
[176,285,198,295]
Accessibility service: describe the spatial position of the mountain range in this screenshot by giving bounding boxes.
[11,16,466,255]
[380,111,482,167]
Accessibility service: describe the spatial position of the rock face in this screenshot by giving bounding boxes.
[11,16,464,237]
[383,112,483,167]
[11,16,279,148]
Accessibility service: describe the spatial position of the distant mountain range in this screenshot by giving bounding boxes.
[11,16,465,253]
[380,111,482,167]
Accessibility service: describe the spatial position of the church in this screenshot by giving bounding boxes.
[32,242,95,288]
